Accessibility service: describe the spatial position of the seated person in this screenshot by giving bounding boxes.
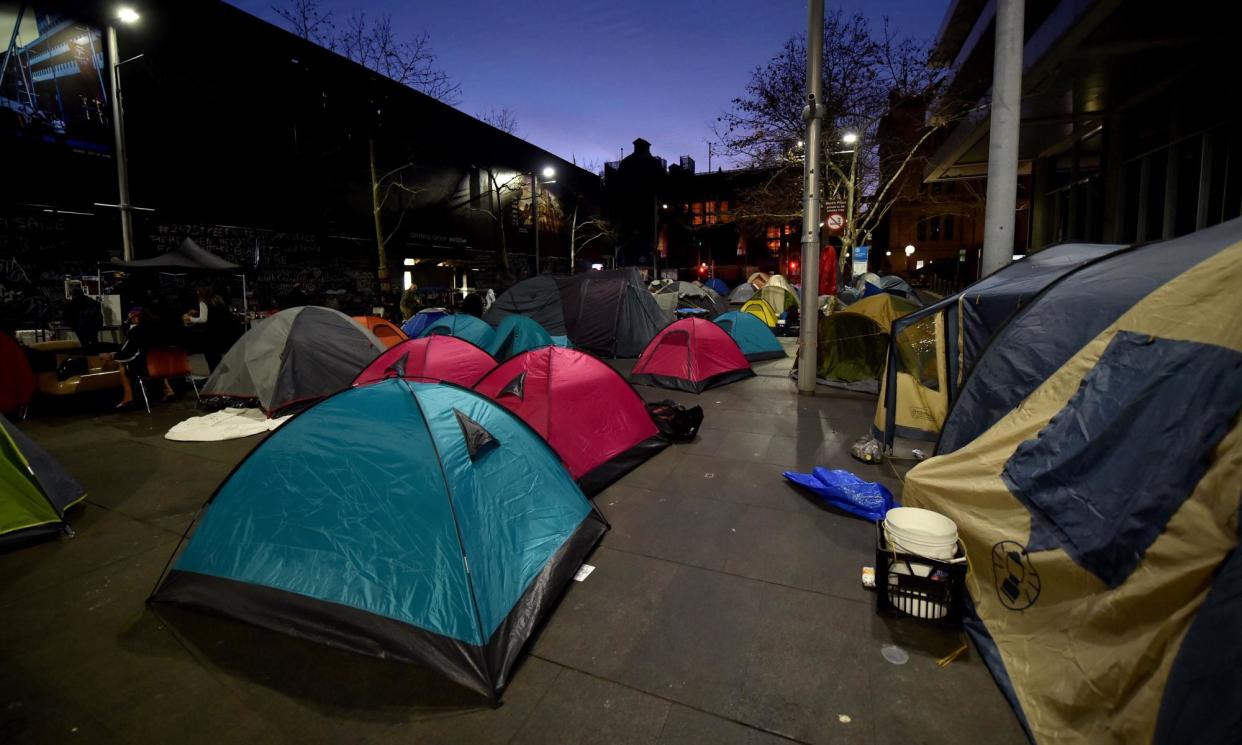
[102,308,174,409]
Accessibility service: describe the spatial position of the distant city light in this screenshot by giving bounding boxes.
[116,6,140,22]
[885,250,891,256]
[591,263,603,270]
[904,244,916,256]
[662,204,669,209]
[796,140,804,148]
[842,132,859,145]
[541,166,556,178]
[916,260,924,270]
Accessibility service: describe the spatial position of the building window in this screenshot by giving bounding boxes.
[719,200,729,213]
[694,215,704,226]
[944,215,955,241]
[705,201,717,214]
[706,214,717,225]
[766,225,780,252]
[917,217,927,242]
[692,203,703,215]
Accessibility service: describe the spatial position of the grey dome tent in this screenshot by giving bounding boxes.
[652,281,727,318]
[485,269,667,357]
[483,276,567,335]
[557,268,668,357]
[202,306,384,415]
[727,282,757,306]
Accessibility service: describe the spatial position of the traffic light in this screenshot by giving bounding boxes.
[789,260,798,273]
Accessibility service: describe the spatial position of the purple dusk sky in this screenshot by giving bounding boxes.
[227,0,949,170]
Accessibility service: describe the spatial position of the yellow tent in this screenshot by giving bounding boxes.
[903,220,1242,744]
[739,297,778,327]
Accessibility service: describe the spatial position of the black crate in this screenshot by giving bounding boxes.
[874,521,968,627]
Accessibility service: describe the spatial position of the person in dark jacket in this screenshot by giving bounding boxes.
[64,287,102,354]
[103,308,173,409]
[183,286,235,372]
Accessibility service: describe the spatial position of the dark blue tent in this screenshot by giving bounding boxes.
[152,379,606,699]
[401,308,447,338]
[704,278,729,296]
[714,311,785,361]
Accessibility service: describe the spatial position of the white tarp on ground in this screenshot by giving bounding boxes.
[165,408,291,442]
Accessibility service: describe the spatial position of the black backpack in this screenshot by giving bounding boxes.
[645,400,704,442]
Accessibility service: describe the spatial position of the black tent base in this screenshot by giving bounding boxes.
[577,435,670,497]
[744,350,787,362]
[630,368,756,394]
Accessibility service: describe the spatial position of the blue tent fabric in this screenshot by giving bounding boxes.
[550,335,571,347]
[783,467,896,521]
[705,278,729,296]
[420,314,495,349]
[401,309,446,338]
[487,315,554,361]
[714,311,785,361]
[152,379,606,699]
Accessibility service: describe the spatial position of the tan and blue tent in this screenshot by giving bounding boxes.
[1,414,85,549]
[872,242,1124,449]
[903,218,1242,744]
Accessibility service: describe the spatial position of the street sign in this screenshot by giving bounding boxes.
[852,245,869,276]
[825,212,845,231]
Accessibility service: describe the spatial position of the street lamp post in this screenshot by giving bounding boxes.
[531,166,555,275]
[107,8,141,260]
[842,132,858,273]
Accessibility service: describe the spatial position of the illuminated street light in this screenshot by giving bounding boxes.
[904,244,916,256]
[885,250,891,256]
[541,166,555,178]
[796,140,804,148]
[117,6,140,22]
[842,132,858,145]
[662,204,668,209]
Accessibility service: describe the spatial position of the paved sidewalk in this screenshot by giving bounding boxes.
[0,343,1026,744]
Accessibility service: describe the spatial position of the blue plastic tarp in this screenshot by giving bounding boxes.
[783,467,896,521]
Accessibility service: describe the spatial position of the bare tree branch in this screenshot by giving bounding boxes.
[477,107,519,135]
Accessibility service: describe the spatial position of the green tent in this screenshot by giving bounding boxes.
[1,414,85,548]
[814,294,918,391]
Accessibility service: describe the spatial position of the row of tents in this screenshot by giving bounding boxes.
[831,219,1242,745]
[138,287,788,699]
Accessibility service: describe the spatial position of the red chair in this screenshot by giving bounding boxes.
[138,347,199,414]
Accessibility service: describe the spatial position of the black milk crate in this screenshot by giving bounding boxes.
[875,521,968,627]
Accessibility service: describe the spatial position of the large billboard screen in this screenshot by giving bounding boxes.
[0,4,112,156]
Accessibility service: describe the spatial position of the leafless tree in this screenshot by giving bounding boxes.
[715,11,951,274]
[272,0,335,48]
[468,169,526,280]
[478,107,519,135]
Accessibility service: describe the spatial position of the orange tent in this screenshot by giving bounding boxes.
[352,316,407,349]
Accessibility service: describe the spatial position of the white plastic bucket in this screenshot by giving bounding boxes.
[883,507,958,560]
[883,507,959,620]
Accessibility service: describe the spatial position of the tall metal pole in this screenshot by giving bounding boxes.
[980,0,1024,276]
[532,173,540,275]
[797,0,824,394]
[107,24,134,261]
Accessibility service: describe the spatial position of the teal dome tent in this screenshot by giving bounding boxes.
[151,379,606,700]
[714,311,785,361]
[419,314,495,349]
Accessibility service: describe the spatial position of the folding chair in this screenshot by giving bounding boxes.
[137,347,199,414]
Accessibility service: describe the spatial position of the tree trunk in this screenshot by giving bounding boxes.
[369,136,391,294]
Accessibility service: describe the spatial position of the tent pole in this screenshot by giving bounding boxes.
[797,0,824,394]
[240,274,249,328]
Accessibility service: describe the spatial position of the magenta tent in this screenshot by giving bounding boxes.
[474,346,668,496]
[629,318,753,393]
[354,335,495,388]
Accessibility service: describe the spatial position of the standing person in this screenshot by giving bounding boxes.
[183,287,233,372]
[64,286,102,354]
[460,293,484,318]
[399,283,420,321]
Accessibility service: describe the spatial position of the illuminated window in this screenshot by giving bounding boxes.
[706,214,717,225]
[767,239,780,252]
[767,226,780,239]
[692,203,703,215]
[682,203,690,212]
[783,225,793,235]
[719,200,729,213]
[403,271,413,290]
[705,201,717,214]
[693,215,704,225]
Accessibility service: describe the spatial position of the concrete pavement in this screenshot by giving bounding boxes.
[0,343,1026,744]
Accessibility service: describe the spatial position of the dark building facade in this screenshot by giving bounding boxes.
[923,0,1240,252]
[603,138,798,284]
[1,0,600,326]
